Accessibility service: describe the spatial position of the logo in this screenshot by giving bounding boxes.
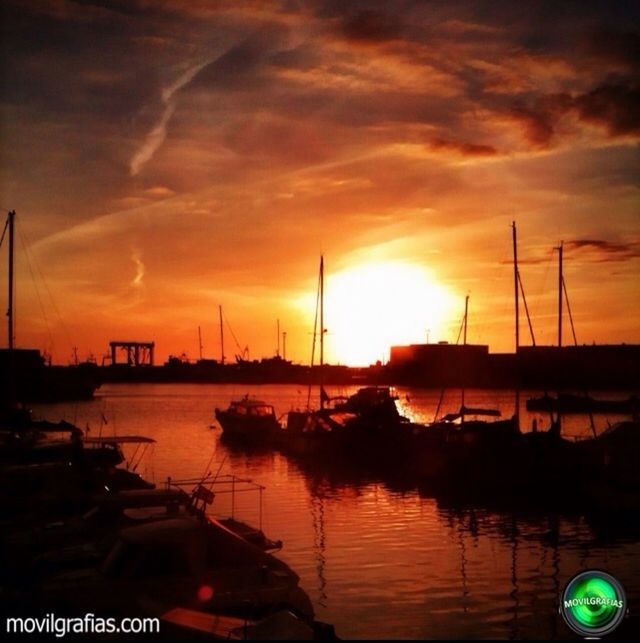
[560,570,627,637]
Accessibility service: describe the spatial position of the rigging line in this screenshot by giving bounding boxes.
[562,276,578,346]
[20,226,75,352]
[306,268,321,410]
[435,305,465,421]
[534,250,555,344]
[0,216,9,247]
[562,274,596,437]
[517,271,536,346]
[17,229,55,351]
[454,310,465,345]
[221,308,244,354]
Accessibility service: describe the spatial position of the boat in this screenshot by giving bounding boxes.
[15,477,314,624]
[161,606,329,640]
[412,294,520,482]
[214,395,281,441]
[568,420,640,514]
[280,258,419,461]
[526,392,639,415]
[516,239,640,506]
[0,210,100,402]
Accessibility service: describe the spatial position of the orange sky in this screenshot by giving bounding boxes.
[1,1,639,365]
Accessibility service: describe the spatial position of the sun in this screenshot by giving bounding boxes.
[296,260,457,367]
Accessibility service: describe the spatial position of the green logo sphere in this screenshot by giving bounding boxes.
[561,570,626,637]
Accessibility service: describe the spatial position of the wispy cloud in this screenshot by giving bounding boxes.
[131,247,145,287]
[130,102,175,176]
[566,239,640,262]
[130,59,213,176]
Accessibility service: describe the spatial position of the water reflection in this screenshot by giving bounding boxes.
[33,383,639,639]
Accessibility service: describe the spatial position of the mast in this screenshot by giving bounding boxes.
[512,221,519,352]
[554,241,564,436]
[319,255,325,410]
[557,242,563,348]
[282,331,287,361]
[198,326,203,360]
[461,295,469,421]
[512,221,521,430]
[7,210,15,350]
[218,305,225,365]
[463,295,469,346]
[276,319,280,358]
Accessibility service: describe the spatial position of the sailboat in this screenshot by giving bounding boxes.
[411,293,520,482]
[280,257,419,460]
[0,210,100,402]
[545,243,640,509]
[412,225,531,483]
[281,256,354,455]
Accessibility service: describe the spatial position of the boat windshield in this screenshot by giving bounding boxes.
[249,405,275,417]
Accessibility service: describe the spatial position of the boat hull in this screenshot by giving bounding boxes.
[214,408,280,441]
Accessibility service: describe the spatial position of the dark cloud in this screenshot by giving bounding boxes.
[506,82,639,148]
[584,26,640,70]
[566,239,640,262]
[341,10,404,43]
[574,83,640,136]
[508,105,557,148]
[428,138,497,157]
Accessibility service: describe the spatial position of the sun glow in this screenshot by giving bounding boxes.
[297,260,457,367]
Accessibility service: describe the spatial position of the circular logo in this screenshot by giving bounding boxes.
[560,570,627,637]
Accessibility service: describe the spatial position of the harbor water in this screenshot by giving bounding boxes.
[34,383,640,639]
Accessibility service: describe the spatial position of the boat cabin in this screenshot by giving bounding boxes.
[228,399,276,418]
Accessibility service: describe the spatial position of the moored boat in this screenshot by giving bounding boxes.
[526,392,639,415]
[214,396,281,441]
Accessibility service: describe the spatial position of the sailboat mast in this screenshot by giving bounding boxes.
[554,241,564,436]
[276,319,280,357]
[557,242,563,348]
[198,326,203,360]
[512,221,521,430]
[512,221,519,352]
[319,255,325,409]
[7,210,15,350]
[219,305,225,365]
[463,295,469,346]
[461,295,469,421]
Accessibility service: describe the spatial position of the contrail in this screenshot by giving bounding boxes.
[130,103,175,177]
[130,59,213,176]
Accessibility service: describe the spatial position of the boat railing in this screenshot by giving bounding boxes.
[165,474,266,531]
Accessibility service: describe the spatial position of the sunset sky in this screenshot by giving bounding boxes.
[1,1,638,366]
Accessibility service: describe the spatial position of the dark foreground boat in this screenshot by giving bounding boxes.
[1,472,337,639]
